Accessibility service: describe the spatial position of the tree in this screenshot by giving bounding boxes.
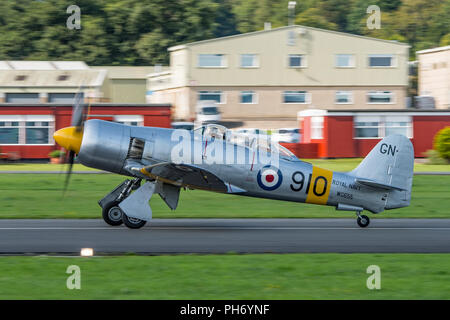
[317,0,350,31]
[377,0,402,11]
[135,29,172,65]
[212,0,239,37]
[0,0,448,65]
[388,0,446,56]
[440,33,450,46]
[295,8,338,30]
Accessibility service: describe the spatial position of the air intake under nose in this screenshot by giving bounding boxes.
[128,137,145,159]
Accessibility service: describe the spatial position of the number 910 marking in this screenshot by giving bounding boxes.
[290,166,333,205]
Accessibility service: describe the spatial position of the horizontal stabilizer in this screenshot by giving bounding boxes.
[355,178,406,191]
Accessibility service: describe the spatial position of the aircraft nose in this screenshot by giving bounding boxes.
[53,126,83,154]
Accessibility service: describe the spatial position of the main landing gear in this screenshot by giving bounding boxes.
[356,211,370,228]
[99,178,146,229]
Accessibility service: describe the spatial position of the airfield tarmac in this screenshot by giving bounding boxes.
[0,218,449,254]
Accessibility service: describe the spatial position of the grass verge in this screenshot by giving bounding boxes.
[0,254,448,299]
[0,174,448,219]
[0,159,449,172]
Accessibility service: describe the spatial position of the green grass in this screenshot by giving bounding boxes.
[0,163,99,171]
[306,158,450,172]
[0,174,448,219]
[0,254,448,299]
[0,159,449,172]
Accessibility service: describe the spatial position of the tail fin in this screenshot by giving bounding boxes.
[351,134,414,209]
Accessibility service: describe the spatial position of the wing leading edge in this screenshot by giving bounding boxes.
[125,161,230,193]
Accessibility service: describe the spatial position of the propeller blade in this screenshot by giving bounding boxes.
[71,94,85,128]
[62,86,85,195]
[62,150,75,196]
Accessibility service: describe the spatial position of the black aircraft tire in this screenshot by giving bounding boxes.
[122,213,147,229]
[102,201,124,226]
[357,215,370,228]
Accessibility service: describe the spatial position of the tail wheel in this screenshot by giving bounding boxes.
[357,214,370,228]
[102,201,123,226]
[122,213,147,229]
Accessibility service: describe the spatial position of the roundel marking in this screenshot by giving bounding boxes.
[257,166,283,191]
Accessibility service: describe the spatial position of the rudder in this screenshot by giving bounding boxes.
[351,134,414,208]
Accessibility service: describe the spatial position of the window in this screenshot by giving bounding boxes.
[0,122,19,144]
[240,54,258,68]
[198,54,226,68]
[288,54,306,68]
[287,30,296,46]
[5,93,40,103]
[335,54,355,68]
[385,119,412,137]
[367,91,394,104]
[354,115,412,139]
[201,106,219,115]
[198,91,224,104]
[240,91,257,104]
[283,91,310,104]
[48,93,79,103]
[335,91,353,104]
[114,115,143,126]
[26,122,51,144]
[368,54,395,67]
[354,119,380,138]
[311,116,324,139]
[57,74,70,81]
[0,115,54,145]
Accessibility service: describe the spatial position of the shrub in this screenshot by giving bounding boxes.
[423,149,448,165]
[433,127,450,162]
[48,150,65,158]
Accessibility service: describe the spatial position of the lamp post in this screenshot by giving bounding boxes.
[288,1,297,26]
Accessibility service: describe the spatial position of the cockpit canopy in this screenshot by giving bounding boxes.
[193,124,299,161]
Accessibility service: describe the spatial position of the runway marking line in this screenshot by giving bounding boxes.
[0,227,449,230]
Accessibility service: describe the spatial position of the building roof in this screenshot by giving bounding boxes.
[416,45,450,55]
[0,70,106,87]
[0,61,106,87]
[91,66,168,79]
[169,25,409,51]
[0,103,172,108]
[298,108,450,118]
[0,61,89,70]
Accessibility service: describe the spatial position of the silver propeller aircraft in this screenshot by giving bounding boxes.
[54,104,414,229]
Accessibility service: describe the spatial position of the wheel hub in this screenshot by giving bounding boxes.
[108,206,123,221]
[128,216,143,224]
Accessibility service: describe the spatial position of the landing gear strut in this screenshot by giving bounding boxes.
[356,211,370,228]
[98,178,142,227]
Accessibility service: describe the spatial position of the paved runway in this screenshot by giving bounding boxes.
[0,219,449,254]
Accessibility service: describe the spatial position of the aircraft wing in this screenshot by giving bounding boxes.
[125,161,229,193]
